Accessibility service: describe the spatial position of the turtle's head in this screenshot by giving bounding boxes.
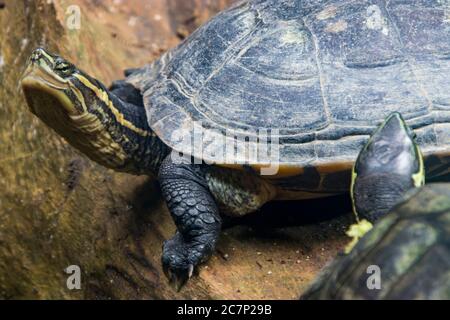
[22,48,83,116]
[351,112,425,223]
[21,48,162,174]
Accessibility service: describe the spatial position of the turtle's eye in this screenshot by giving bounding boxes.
[54,60,74,75]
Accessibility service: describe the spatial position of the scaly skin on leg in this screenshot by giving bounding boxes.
[204,166,277,217]
[158,155,222,290]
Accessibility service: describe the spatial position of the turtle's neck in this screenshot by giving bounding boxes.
[104,92,171,175]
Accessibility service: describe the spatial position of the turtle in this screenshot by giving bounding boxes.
[300,112,450,300]
[300,183,450,300]
[20,0,450,290]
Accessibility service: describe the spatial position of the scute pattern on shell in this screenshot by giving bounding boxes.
[128,0,450,174]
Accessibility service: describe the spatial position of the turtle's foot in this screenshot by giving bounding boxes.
[158,156,222,291]
[162,232,214,291]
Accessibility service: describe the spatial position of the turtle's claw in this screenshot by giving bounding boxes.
[163,263,194,292]
[162,233,198,291]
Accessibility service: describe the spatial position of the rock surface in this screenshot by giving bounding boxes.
[0,0,350,299]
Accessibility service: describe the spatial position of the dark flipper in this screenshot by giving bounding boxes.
[158,155,222,290]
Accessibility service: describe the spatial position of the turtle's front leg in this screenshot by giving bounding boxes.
[158,155,222,290]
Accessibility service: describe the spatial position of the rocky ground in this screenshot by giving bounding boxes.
[0,0,351,299]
